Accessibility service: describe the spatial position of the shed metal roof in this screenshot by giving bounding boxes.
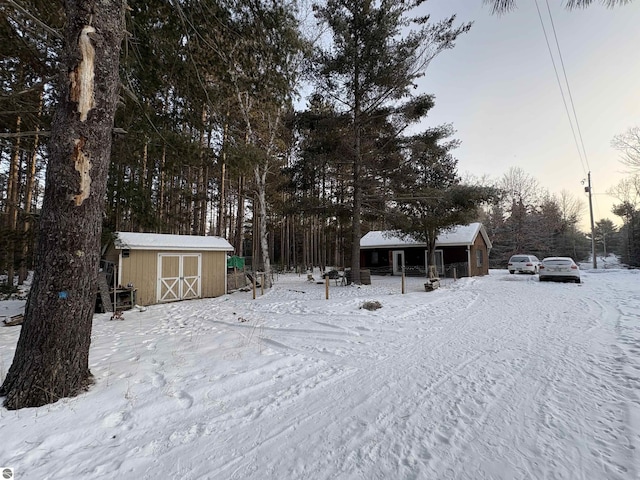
[114,232,234,252]
[360,223,492,249]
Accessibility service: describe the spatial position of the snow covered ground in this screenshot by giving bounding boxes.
[1,266,639,479]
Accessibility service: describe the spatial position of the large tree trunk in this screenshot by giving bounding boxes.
[350,120,362,284]
[0,0,125,410]
[255,165,272,287]
[350,25,362,285]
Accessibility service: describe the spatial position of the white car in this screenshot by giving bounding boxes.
[539,257,581,283]
[507,254,541,275]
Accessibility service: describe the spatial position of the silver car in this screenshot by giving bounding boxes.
[539,257,581,283]
[507,254,540,274]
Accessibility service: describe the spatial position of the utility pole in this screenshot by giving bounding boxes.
[586,171,597,269]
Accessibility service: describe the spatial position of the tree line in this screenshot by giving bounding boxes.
[606,127,640,267]
[4,1,634,290]
[0,0,637,409]
[1,0,481,288]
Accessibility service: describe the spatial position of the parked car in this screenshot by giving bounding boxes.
[539,257,581,283]
[507,254,541,274]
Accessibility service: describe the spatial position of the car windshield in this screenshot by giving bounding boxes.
[510,256,530,262]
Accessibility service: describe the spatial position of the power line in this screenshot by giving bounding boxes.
[534,2,600,264]
[533,0,589,176]
[541,0,604,225]
[543,0,591,174]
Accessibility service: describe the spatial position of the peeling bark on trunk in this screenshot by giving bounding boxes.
[0,0,126,410]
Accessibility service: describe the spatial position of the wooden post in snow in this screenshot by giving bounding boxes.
[252,274,256,300]
[325,275,329,300]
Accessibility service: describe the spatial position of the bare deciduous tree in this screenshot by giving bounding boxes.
[612,126,640,171]
[557,189,585,225]
[499,166,542,210]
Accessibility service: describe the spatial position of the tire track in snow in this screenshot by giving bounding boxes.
[157,271,639,480]
[197,283,487,479]
[419,273,639,480]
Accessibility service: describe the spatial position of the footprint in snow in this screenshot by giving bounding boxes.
[102,411,128,428]
[176,390,194,409]
[151,372,166,388]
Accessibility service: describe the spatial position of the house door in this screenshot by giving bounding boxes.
[392,250,405,276]
[157,253,202,302]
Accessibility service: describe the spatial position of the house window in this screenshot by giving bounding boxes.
[434,250,444,275]
[476,249,483,268]
[371,252,379,265]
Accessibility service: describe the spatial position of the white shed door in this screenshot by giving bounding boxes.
[157,254,202,302]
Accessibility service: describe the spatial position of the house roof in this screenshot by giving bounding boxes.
[360,222,492,249]
[114,232,234,252]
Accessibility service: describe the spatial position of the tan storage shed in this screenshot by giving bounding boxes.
[104,232,234,306]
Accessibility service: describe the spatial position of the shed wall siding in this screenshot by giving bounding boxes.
[117,249,227,305]
[202,251,227,298]
[469,234,489,276]
[121,250,159,306]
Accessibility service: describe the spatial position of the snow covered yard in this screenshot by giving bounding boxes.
[0,268,639,479]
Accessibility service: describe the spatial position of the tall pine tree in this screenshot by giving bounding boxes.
[312,0,470,283]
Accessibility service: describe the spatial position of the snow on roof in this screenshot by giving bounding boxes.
[361,223,491,248]
[114,232,234,252]
[437,223,483,246]
[360,230,423,248]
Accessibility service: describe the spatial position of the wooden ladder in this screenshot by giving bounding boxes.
[98,272,113,313]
